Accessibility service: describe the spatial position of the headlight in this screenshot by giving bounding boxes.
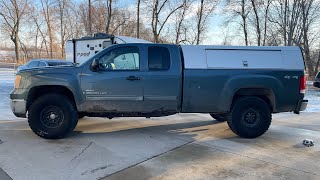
[14,75,21,89]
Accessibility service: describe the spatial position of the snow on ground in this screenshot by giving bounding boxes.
[0,68,18,120]
[305,88,320,112]
[0,68,319,120]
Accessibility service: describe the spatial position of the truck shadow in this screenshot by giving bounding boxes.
[72,117,225,141]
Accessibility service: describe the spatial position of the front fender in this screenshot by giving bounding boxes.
[27,73,82,104]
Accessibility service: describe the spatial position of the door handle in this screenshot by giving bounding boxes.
[126,76,140,81]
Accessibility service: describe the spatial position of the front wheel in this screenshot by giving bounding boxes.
[28,93,78,139]
[227,96,272,138]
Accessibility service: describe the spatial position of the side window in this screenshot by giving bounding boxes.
[99,46,139,71]
[28,61,39,68]
[148,46,170,70]
[38,62,46,67]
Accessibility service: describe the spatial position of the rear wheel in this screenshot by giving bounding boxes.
[28,93,78,139]
[210,114,227,122]
[227,96,272,138]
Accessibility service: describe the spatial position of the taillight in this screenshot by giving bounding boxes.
[299,75,306,94]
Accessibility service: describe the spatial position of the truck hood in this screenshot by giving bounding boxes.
[18,65,79,74]
[15,65,83,91]
[17,65,82,80]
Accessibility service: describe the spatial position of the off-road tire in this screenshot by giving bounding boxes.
[227,96,272,138]
[210,114,227,122]
[28,93,78,139]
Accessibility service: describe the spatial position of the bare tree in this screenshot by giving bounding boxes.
[225,0,250,45]
[41,0,55,58]
[57,0,69,58]
[151,0,184,43]
[106,0,113,34]
[0,0,28,63]
[269,0,302,46]
[195,0,219,45]
[250,0,261,46]
[241,0,249,45]
[30,5,49,57]
[300,0,320,78]
[196,0,205,45]
[261,0,272,45]
[174,0,189,44]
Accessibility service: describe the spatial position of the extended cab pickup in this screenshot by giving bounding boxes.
[10,43,308,139]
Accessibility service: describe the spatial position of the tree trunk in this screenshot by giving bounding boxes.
[106,0,112,34]
[241,0,248,46]
[137,0,140,38]
[60,0,65,58]
[13,36,20,64]
[284,0,288,45]
[196,0,204,45]
[175,0,186,44]
[263,0,271,46]
[251,0,261,46]
[88,0,92,36]
[48,21,53,58]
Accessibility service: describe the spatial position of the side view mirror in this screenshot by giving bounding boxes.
[91,58,100,71]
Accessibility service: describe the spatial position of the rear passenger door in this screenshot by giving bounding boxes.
[143,45,182,113]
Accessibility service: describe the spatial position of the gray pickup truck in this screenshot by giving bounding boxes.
[10,43,308,139]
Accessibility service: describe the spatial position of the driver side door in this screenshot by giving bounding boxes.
[80,45,144,113]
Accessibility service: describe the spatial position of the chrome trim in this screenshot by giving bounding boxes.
[86,96,143,101]
[144,96,177,101]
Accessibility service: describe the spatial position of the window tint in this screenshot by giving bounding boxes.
[99,46,139,71]
[148,46,170,70]
[28,61,39,68]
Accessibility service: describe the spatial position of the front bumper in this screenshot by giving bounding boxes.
[10,99,27,118]
[294,99,308,114]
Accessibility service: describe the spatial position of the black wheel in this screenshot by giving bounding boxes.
[28,93,78,139]
[227,96,272,138]
[210,114,227,122]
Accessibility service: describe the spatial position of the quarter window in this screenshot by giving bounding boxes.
[99,46,139,71]
[148,46,170,70]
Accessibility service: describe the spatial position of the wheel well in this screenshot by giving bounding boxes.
[27,85,76,111]
[232,88,275,111]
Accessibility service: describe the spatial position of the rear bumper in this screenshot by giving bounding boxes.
[294,99,308,114]
[10,99,27,118]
